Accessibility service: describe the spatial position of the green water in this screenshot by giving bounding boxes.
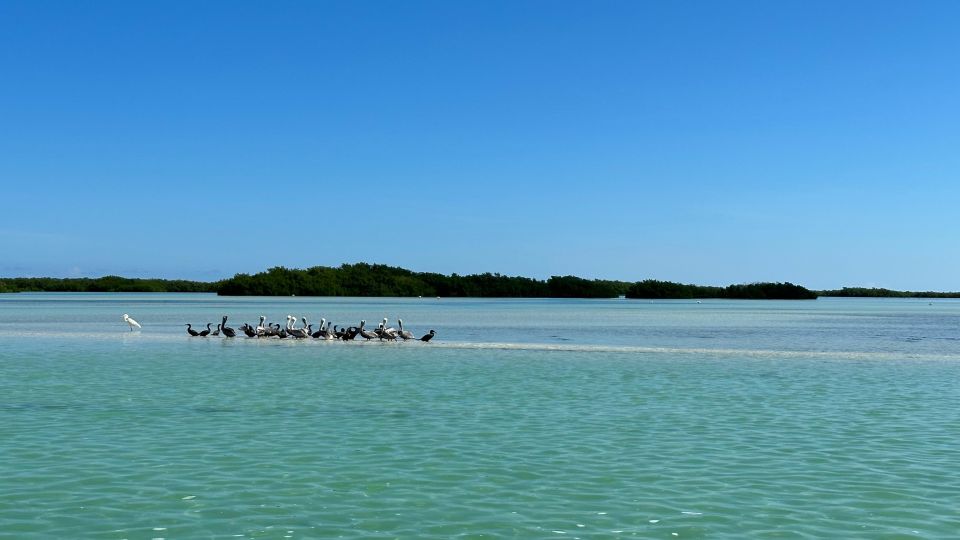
[2,295,959,538]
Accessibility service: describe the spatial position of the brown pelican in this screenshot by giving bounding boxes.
[289,326,308,339]
[397,319,415,340]
[380,318,398,337]
[358,320,379,340]
[221,316,236,337]
[285,315,307,338]
[261,323,280,337]
[316,319,334,340]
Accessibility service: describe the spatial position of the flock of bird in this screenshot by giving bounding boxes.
[182,315,436,342]
[120,313,436,342]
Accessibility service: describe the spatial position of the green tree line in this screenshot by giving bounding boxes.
[625,279,818,299]
[215,263,631,298]
[22,264,960,299]
[214,265,820,299]
[0,276,215,293]
[817,287,960,298]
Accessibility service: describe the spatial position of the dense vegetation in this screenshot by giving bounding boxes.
[625,280,817,299]
[818,287,960,298]
[216,264,630,298]
[213,266,817,299]
[0,276,215,293]
[11,265,953,300]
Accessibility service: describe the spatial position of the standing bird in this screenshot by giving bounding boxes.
[358,320,379,340]
[221,316,236,338]
[324,320,335,339]
[285,315,307,338]
[379,324,398,341]
[288,324,308,339]
[240,323,257,338]
[397,319,415,340]
[263,323,280,337]
[122,314,141,331]
[185,324,200,337]
[420,330,436,342]
[379,318,398,339]
[212,324,221,336]
[198,323,212,337]
[286,315,304,333]
[317,318,334,340]
[311,318,326,339]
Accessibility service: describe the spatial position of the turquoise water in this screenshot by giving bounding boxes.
[2,294,959,538]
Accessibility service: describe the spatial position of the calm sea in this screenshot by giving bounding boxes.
[1,293,958,538]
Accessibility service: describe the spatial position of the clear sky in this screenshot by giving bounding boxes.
[2,1,958,290]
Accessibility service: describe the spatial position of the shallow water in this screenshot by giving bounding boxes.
[1,294,959,538]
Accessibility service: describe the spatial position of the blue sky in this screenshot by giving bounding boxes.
[1,1,958,290]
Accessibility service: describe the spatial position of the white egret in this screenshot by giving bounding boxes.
[122,313,141,331]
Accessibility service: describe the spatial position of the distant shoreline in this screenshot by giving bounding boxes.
[2,264,958,299]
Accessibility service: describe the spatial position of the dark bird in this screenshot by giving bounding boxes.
[240,323,257,338]
[420,330,436,342]
[220,315,237,337]
[221,316,236,338]
[198,323,212,337]
[185,324,200,337]
[212,324,221,336]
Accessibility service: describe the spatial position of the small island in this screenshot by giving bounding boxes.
[6,263,959,299]
[0,262,817,299]
[625,279,817,300]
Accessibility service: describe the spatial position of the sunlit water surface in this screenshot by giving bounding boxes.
[1,294,959,538]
